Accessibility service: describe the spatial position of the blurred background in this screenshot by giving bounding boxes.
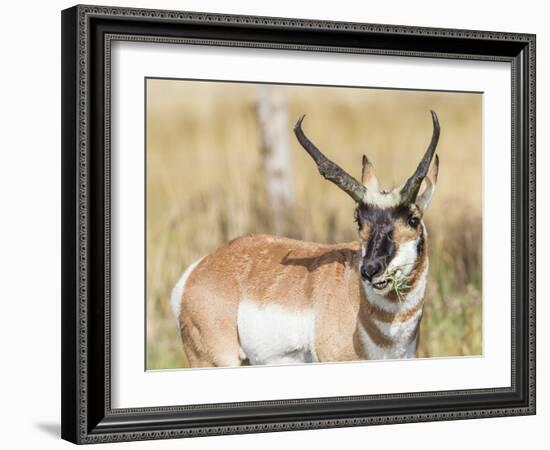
[146,79,482,370]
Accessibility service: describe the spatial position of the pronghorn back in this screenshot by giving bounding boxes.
[173,235,362,366]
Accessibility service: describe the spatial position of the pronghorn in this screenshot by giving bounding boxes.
[171,111,440,367]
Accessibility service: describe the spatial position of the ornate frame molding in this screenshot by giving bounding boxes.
[61,4,536,444]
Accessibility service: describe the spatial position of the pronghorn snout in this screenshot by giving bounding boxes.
[361,259,383,282]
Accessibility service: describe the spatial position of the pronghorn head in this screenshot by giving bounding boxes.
[294,112,440,298]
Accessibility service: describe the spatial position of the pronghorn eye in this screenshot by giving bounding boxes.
[407,216,420,228]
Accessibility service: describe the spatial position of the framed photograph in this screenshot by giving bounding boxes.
[61,4,536,444]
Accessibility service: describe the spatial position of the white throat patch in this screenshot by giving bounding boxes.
[358,267,428,359]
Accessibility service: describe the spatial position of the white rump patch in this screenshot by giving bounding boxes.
[170,257,204,330]
[237,301,318,365]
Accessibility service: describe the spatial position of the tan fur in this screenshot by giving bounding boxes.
[361,157,380,190]
[417,155,439,211]
[363,292,424,323]
[176,233,428,367]
[358,221,372,242]
[408,233,429,289]
[393,218,419,243]
[359,307,394,348]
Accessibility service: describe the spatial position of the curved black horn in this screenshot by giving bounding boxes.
[294,115,367,203]
[400,110,440,204]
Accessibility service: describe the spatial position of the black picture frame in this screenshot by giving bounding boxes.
[61,4,536,444]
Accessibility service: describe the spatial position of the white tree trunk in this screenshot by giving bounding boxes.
[256,85,295,235]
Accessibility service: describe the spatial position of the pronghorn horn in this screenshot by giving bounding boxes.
[400,110,440,204]
[294,115,367,204]
[361,154,380,190]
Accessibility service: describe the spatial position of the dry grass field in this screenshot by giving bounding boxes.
[146,79,482,370]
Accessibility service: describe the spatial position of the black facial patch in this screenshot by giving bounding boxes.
[356,203,412,230]
[356,203,417,277]
[416,230,425,256]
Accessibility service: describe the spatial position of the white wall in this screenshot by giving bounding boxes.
[0,0,544,448]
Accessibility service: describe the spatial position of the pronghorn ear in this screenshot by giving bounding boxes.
[416,154,439,212]
[361,155,380,190]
